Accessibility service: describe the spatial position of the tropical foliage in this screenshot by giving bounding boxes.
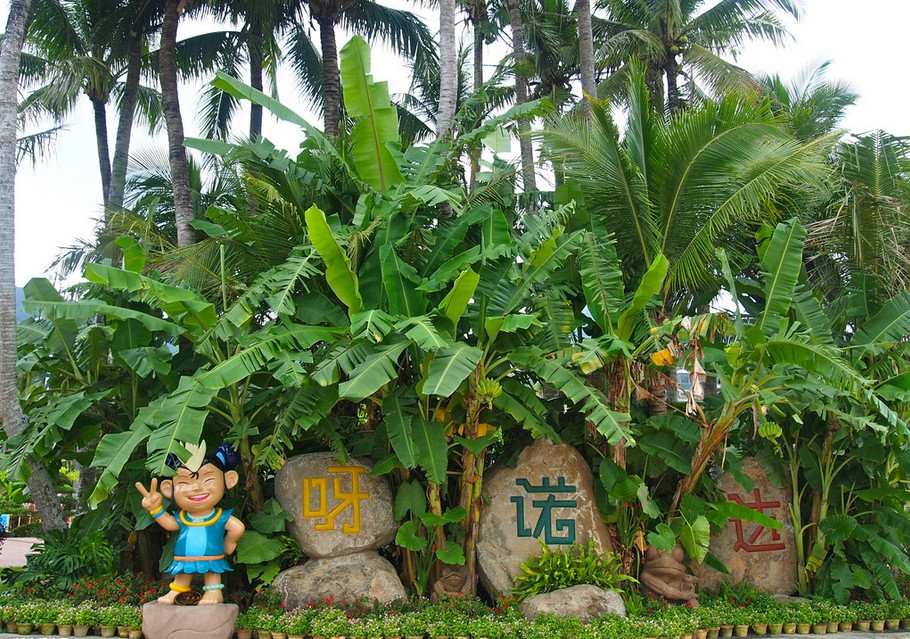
[2,0,910,610]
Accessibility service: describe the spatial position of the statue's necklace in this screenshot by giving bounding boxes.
[186,509,216,523]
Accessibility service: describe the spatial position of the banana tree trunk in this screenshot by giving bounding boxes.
[108,30,142,211]
[0,0,68,532]
[505,0,536,194]
[606,359,631,468]
[160,0,195,248]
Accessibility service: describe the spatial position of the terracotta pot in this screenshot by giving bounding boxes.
[796,622,811,634]
[58,623,74,637]
[886,619,900,631]
[811,623,827,634]
[707,628,720,639]
[272,633,287,639]
[839,622,853,632]
[826,622,838,633]
[17,622,34,634]
[236,630,253,639]
[783,622,797,634]
[768,623,783,634]
[255,631,272,639]
[733,624,749,638]
[695,629,709,639]
[720,625,734,638]
[101,624,118,638]
[870,620,885,632]
[118,624,130,637]
[73,624,91,637]
[40,622,57,635]
[129,630,143,639]
[855,620,871,631]
[752,623,768,635]
[5,622,16,633]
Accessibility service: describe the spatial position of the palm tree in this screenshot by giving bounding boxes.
[597,0,799,112]
[760,61,857,143]
[576,0,595,118]
[22,0,160,209]
[542,67,832,313]
[0,0,69,532]
[160,0,194,248]
[505,0,535,192]
[437,0,457,135]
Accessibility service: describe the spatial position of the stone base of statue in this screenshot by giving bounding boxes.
[142,602,238,639]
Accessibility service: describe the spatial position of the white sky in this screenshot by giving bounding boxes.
[6,0,910,286]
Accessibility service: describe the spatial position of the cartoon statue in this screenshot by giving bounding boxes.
[136,442,246,605]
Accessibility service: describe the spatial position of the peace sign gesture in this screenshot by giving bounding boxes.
[135,478,164,512]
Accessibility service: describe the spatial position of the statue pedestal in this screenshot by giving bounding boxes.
[141,602,238,639]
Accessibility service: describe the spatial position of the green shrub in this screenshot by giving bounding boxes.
[511,540,635,601]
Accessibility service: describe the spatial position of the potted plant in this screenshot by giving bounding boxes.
[99,605,121,638]
[884,600,902,631]
[122,606,143,639]
[789,604,813,635]
[33,600,58,636]
[15,600,39,635]
[399,612,429,639]
[284,608,313,639]
[57,603,77,638]
[311,608,349,639]
[867,601,887,632]
[377,613,402,639]
[74,603,100,637]
[898,599,910,630]
[235,611,254,639]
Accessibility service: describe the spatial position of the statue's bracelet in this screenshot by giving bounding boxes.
[149,506,165,518]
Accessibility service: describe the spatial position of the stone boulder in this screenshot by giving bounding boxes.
[276,453,396,559]
[141,603,238,639]
[519,585,626,622]
[272,550,406,608]
[477,439,614,599]
[691,457,797,593]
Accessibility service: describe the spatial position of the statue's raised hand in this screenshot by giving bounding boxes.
[135,478,164,512]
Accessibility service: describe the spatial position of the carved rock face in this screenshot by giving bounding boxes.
[275,453,397,559]
[691,457,798,594]
[142,603,238,639]
[272,551,406,608]
[519,585,627,622]
[476,438,614,599]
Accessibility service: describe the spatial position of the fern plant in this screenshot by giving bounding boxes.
[511,539,635,601]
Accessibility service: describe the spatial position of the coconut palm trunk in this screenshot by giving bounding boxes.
[248,18,264,138]
[0,0,68,532]
[90,96,112,206]
[506,0,536,193]
[107,30,142,211]
[160,0,195,248]
[317,13,341,139]
[436,0,457,136]
[576,0,596,118]
[665,53,681,113]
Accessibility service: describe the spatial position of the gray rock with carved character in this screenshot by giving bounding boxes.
[476,438,614,599]
[691,457,797,593]
[275,453,396,559]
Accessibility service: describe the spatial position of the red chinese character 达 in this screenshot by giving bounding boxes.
[727,488,785,553]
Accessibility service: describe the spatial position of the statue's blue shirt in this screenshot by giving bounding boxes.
[164,508,234,574]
